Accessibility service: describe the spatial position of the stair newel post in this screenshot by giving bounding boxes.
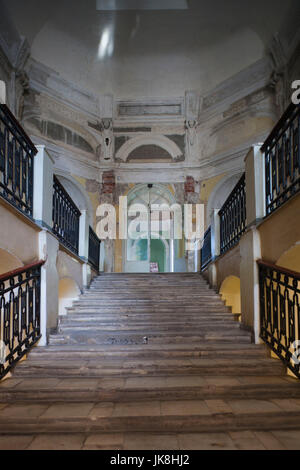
[32,145,59,346]
[79,209,92,288]
[245,145,266,226]
[209,209,220,287]
[33,145,55,229]
[239,145,265,344]
[38,231,59,346]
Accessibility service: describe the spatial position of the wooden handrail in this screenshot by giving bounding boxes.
[0,260,45,283]
[257,259,300,280]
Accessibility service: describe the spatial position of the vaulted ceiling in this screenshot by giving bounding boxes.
[4,0,300,98]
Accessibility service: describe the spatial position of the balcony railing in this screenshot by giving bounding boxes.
[258,260,300,378]
[52,176,81,255]
[200,226,212,271]
[219,173,246,255]
[0,104,37,216]
[88,226,101,272]
[0,260,44,380]
[262,103,300,216]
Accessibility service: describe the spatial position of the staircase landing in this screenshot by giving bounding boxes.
[0,273,299,450]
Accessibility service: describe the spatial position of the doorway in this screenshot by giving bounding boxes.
[123,184,175,273]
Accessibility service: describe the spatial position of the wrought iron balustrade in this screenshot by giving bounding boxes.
[219,173,246,255]
[0,260,44,380]
[52,176,81,255]
[0,104,37,216]
[258,260,300,378]
[88,226,101,272]
[200,226,212,271]
[262,103,300,216]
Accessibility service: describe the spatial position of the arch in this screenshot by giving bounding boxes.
[127,183,177,206]
[54,171,94,225]
[0,248,23,275]
[206,172,243,226]
[276,242,300,272]
[116,135,183,162]
[219,275,241,317]
[58,277,80,316]
[0,80,6,104]
[123,184,178,273]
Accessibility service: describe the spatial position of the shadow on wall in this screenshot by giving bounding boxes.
[276,243,300,273]
[0,248,23,275]
[58,278,80,316]
[219,275,241,318]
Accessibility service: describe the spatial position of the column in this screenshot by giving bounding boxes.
[245,145,266,226]
[79,209,92,288]
[38,230,59,346]
[239,227,262,343]
[33,145,55,229]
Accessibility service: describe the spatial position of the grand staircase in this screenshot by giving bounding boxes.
[0,273,300,450]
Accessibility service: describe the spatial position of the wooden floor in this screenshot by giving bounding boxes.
[0,273,300,450]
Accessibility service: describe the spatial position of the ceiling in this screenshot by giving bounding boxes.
[4,0,300,99]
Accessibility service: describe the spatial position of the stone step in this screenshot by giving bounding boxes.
[59,311,240,325]
[29,341,267,354]
[61,312,238,321]
[58,322,242,333]
[12,357,282,378]
[79,295,220,300]
[68,302,229,308]
[1,398,300,435]
[58,321,241,330]
[0,376,297,404]
[49,330,252,346]
[27,349,267,362]
[66,307,232,314]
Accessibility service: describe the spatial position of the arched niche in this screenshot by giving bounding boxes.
[116,135,183,163]
[219,275,241,317]
[54,172,94,226]
[206,173,243,226]
[276,243,300,273]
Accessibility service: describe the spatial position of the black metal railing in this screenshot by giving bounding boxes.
[200,226,212,271]
[0,104,37,216]
[0,260,44,380]
[52,176,81,255]
[219,173,246,255]
[262,103,300,216]
[258,260,300,378]
[88,226,101,272]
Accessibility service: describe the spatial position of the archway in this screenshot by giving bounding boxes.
[54,172,94,225]
[116,135,183,163]
[219,275,241,319]
[58,278,80,316]
[206,173,243,226]
[123,184,183,273]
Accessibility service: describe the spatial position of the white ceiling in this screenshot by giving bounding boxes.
[4,0,300,99]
